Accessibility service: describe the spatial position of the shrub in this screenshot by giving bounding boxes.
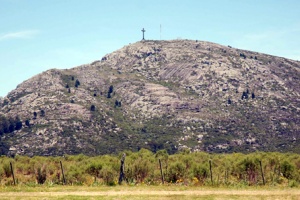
[115,100,121,108]
[2,161,12,177]
[108,85,114,94]
[281,160,295,179]
[75,79,80,88]
[40,109,45,117]
[228,98,232,104]
[25,119,30,127]
[100,166,116,186]
[107,85,114,98]
[241,91,248,100]
[66,165,85,185]
[167,161,185,183]
[86,162,102,180]
[238,157,259,185]
[33,112,37,119]
[35,165,47,184]
[192,164,208,184]
[15,121,22,130]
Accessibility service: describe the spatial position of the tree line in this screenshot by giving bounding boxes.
[0,115,24,135]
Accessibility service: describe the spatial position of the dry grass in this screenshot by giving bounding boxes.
[0,185,299,200]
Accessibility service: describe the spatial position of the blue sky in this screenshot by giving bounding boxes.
[1,0,300,97]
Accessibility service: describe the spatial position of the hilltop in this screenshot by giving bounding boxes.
[0,40,299,156]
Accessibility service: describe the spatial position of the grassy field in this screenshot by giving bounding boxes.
[0,185,300,200]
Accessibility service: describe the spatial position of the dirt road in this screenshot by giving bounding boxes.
[1,189,300,199]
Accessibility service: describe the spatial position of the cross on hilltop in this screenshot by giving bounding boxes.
[141,28,145,40]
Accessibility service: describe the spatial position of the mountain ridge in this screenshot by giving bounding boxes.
[0,39,299,156]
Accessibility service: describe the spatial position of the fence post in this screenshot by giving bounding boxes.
[10,162,16,185]
[225,169,229,185]
[118,153,126,185]
[259,160,265,185]
[159,159,164,184]
[209,160,213,185]
[60,161,66,185]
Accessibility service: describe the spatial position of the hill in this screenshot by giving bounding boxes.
[0,40,299,156]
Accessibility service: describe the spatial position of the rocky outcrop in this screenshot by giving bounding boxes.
[0,40,299,156]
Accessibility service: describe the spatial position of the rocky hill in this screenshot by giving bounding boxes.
[0,40,299,156]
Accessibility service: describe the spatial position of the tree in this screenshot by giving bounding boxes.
[65,84,69,88]
[0,141,9,155]
[15,116,22,130]
[9,123,15,133]
[240,53,246,59]
[25,119,30,127]
[91,105,96,111]
[241,92,248,100]
[115,100,122,108]
[108,85,114,94]
[40,109,45,117]
[75,79,80,88]
[251,92,255,99]
[228,98,232,105]
[107,85,114,98]
[2,119,9,134]
[33,112,37,119]
[0,115,9,134]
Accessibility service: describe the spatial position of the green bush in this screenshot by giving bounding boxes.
[167,161,185,183]
[100,165,116,186]
[2,160,12,178]
[0,151,299,187]
[281,160,295,179]
[86,161,102,180]
[35,165,47,184]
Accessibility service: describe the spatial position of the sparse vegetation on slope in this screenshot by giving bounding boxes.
[0,40,299,156]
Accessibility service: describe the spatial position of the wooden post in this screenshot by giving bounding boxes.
[60,161,66,185]
[10,162,16,185]
[159,159,164,184]
[118,153,126,185]
[225,169,229,184]
[259,160,265,185]
[209,160,213,185]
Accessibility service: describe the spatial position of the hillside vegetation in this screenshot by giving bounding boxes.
[0,150,300,187]
[0,40,299,156]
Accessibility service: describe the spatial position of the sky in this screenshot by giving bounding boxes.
[0,0,300,97]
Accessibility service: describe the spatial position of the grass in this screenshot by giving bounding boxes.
[0,185,299,200]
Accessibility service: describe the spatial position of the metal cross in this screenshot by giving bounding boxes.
[141,28,146,40]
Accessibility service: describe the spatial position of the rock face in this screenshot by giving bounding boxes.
[0,40,300,156]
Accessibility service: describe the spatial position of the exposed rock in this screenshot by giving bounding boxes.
[0,40,299,156]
